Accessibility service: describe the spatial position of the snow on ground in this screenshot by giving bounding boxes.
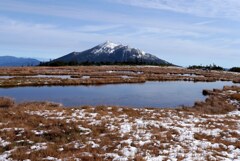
[0,138,10,147]
[30,143,48,151]
[3,106,237,160]
[0,150,14,161]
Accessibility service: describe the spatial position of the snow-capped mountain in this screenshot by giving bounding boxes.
[52,41,172,65]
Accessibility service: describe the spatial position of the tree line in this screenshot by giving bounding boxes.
[188,64,240,73]
[39,61,240,73]
[187,64,224,71]
[39,60,170,66]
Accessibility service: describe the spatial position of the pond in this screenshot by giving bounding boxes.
[0,81,237,108]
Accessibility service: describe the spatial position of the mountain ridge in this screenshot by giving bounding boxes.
[0,56,40,67]
[49,41,172,66]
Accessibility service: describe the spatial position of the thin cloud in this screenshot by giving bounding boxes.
[0,0,230,35]
[112,0,240,20]
[0,0,128,24]
[193,20,216,26]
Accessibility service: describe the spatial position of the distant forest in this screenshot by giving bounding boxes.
[188,64,224,71]
[229,67,240,73]
[39,61,171,66]
[39,61,240,73]
[187,64,240,73]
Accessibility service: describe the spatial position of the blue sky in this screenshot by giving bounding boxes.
[0,0,240,67]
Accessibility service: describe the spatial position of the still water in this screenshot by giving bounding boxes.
[0,81,236,108]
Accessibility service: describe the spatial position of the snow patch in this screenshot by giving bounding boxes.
[32,130,49,135]
[0,138,10,147]
[78,126,91,135]
[121,146,137,158]
[30,143,47,151]
[92,41,119,54]
[43,156,61,161]
[120,123,132,134]
[87,141,100,148]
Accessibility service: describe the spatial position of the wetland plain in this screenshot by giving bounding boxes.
[0,66,240,160]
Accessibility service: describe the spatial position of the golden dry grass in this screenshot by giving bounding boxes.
[0,66,239,87]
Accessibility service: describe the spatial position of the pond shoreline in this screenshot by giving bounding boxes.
[0,85,239,160]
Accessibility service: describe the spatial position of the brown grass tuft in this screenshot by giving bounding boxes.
[0,97,15,108]
[231,94,240,101]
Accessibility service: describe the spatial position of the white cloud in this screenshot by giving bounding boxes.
[193,20,216,26]
[75,25,123,32]
[113,0,240,20]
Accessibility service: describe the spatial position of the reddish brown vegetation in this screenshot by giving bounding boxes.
[231,94,240,101]
[0,97,14,108]
[0,66,239,87]
[183,86,240,114]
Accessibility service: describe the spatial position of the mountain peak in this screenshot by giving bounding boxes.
[99,41,119,49]
[92,41,120,54]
